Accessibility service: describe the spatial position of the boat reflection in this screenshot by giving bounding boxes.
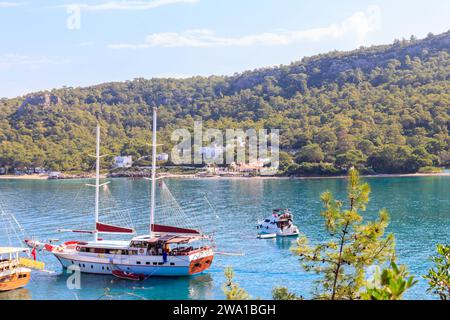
[0,288,32,300]
[274,236,298,250]
[53,271,214,300]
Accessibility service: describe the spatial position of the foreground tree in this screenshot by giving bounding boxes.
[292,168,395,299]
[424,244,450,300]
[361,261,417,300]
[223,267,250,300]
[272,287,303,300]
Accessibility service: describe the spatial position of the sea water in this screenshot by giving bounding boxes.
[0,176,448,300]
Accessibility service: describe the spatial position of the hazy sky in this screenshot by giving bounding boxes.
[0,0,449,98]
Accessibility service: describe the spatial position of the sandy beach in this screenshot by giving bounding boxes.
[0,174,49,180]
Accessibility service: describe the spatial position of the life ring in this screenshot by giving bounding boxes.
[139,248,145,254]
[76,246,81,251]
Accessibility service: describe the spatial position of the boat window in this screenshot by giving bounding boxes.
[136,261,141,265]
[130,241,146,248]
[264,219,270,222]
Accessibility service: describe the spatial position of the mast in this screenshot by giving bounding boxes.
[94,124,100,243]
[150,107,157,237]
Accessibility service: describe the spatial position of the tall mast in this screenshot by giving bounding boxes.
[94,124,100,243]
[150,107,157,237]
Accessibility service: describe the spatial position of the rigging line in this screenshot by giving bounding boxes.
[8,216,24,247]
[0,195,22,246]
[3,211,24,247]
[39,178,64,218]
[158,189,188,229]
[0,211,12,246]
[74,184,92,231]
[101,185,134,229]
[99,204,149,217]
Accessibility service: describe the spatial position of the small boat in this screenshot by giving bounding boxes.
[257,208,300,238]
[112,269,146,281]
[257,233,277,239]
[0,247,31,292]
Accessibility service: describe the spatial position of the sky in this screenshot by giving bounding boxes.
[0,0,449,98]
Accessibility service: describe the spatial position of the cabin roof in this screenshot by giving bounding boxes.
[82,240,130,249]
[0,247,30,254]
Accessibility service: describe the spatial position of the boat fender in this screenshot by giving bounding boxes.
[139,249,145,254]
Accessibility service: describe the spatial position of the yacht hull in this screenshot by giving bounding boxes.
[0,269,30,291]
[53,250,214,277]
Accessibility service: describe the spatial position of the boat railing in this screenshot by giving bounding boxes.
[0,259,19,271]
[170,246,210,256]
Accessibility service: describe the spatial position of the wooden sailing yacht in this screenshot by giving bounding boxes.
[36,108,214,277]
[0,247,31,291]
[1,203,45,291]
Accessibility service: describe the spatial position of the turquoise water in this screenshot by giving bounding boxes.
[0,176,448,300]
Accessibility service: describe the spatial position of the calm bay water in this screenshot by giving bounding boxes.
[0,176,448,300]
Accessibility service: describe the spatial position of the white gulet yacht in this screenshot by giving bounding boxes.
[28,108,214,278]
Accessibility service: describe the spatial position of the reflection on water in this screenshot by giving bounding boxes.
[274,237,298,250]
[0,288,32,300]
[45,270,214,300]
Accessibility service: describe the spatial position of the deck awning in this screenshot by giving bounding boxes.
[165,236,201,244]
[96,222,135,234]
[139,234,204,245]
[151,224,200,235]
[0,247,30,255]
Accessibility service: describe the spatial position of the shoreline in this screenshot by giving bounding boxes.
[165,172,450,180]
[0,172,448,181]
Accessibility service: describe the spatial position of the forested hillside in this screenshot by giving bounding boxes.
[0,31,449,174]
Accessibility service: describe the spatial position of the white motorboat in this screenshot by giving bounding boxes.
[257,208,300,237]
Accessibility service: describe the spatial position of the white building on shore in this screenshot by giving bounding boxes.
[201,146,224,162]
[156,153,169,162]
[113,156,133,168]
